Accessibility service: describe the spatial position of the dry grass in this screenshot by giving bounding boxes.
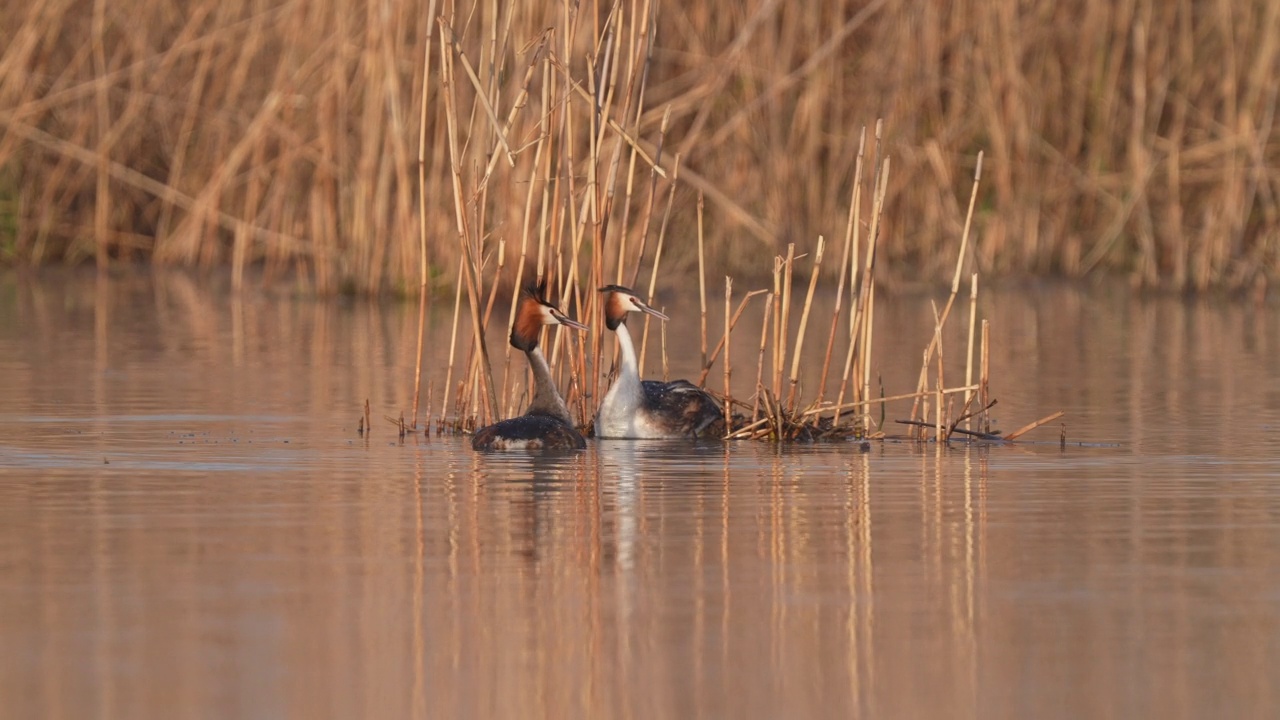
[1,1,1278,293]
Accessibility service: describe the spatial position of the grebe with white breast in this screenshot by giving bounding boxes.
[595,285,722,439]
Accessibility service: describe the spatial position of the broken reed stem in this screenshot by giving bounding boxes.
[964,272,978,432]
[981,319,991,434]
[787,236,824,412]
[860,270,876,429]
[697,191,708,376]
[936,380,944,443]
[779,244,795,399]
[753,291,774,423]
[411,279,427,430]
[1005,410,1066,441]
[724,275,732,430]
[934,300,945,441]
[425,380,434,437]
[661,309,670,381]
[771,257,784,400]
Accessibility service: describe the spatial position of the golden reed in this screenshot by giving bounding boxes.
[0,1,1274,294]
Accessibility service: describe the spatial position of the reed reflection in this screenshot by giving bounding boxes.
[420,443,1000,718]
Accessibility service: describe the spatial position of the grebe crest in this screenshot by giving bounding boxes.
[598,284,668,330]
[512,280,587,351]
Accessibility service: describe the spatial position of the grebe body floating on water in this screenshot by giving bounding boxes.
[472,283,587,451]
[595,285,722,439]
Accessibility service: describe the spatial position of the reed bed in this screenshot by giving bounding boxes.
[412,4,1049,445]
[1,1,1278,293]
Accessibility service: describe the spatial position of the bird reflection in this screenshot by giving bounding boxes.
[470,450,592,564]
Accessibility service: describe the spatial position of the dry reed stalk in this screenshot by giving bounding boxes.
[91,0,109,270]
[933,301,945,441]
[626,105,671,289]
[411,273,428,429]
[440,44,498,426]
[438,23,516,169]
[818,128,867,408]
[439,255,466,423]
[786,236,824,412]
[481,240,506,330]
[638,156,679,377]
[584,27,613,418]
[860,272,876,430]
[858,159,890,429]
[836,123,885,424]
[500,55,553,410]
[598,4,655,289]
[908,151,981,428]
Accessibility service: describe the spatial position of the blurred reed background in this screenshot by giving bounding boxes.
[0,0,1276,294]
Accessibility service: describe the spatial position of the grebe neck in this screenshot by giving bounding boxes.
[614,321,640,382]
[525,346,573,425]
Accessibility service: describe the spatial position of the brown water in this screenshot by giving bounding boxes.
[2,269,1279,718]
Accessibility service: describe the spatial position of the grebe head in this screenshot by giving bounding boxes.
[511,281,587,352]
[598,285,669,331]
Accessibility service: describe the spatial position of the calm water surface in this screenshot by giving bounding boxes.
[2,270,1279,718]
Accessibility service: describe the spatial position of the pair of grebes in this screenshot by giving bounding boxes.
[472,283,721,450]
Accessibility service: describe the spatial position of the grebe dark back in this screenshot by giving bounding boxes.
[472,282,588,451]
[594,285,722,439]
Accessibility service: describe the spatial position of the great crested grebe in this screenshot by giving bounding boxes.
[472,282,588,451]
[595,285,722,439]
